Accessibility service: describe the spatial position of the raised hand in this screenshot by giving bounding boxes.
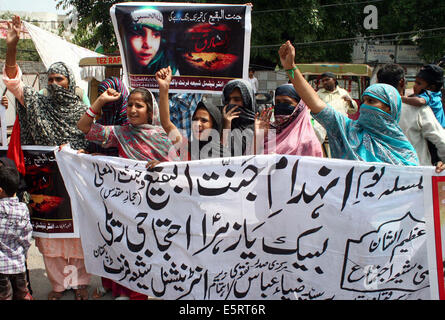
[278,40,296,70]
[6,15,21,47]
[156,66,172,90]
[99,88,121,104]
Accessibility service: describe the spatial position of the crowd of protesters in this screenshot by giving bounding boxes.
[1,14,445,300]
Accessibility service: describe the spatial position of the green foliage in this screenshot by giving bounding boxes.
[0,11,41,61]
[56,0,177,53]
[366,0,445,63]
[0,11,14,20]
[55,0,445,69]
[0,39,40,62]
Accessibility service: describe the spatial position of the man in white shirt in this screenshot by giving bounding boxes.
[248,68,259,94]
[316,72,358,116]
[312,72,357,157]
[377,63,445,166]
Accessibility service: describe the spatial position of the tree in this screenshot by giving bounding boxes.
[55,0,445,68]
[0,11,40,61]
[56,0,178,53]
[57,0,124,53]
[364,0,445,64]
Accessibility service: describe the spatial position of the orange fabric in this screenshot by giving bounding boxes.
[42,256,91,292]
[35,238,85,259]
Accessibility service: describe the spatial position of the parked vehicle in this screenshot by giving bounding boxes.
[296,63,373,120]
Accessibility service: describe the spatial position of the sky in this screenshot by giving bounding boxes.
[0,0,70,14]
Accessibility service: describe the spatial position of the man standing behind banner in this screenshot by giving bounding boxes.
[315,72,358,157]
[317,72,358,116]
[123,8,178,75]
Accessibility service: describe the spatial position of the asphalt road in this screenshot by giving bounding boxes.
[26,238,113,300]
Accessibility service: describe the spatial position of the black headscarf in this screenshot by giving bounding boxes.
[222,79,256,156]
[274,83,301,116]
[189,101,227,160]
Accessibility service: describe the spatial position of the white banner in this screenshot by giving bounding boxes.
[56,146,438,300]
[0,105,6,146]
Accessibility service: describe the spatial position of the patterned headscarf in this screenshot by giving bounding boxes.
[20,61,88,150]
[361,83,402,122]
[273,84,302,129]
[87,77,129,155]
[263,84,322,157]
[113,89,179,161]
[328,83,419,166]
[97,77,129,126]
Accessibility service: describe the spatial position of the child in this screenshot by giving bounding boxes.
[122,8,178,75]
[0,165,33,300]
[77,85,179,300]
[155,66,227,160]
[402,64,445,127]
[402,64,445,164]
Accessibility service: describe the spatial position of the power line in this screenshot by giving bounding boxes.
[252,0,384,14]
[320,0,383,8]
[251,27,445,49]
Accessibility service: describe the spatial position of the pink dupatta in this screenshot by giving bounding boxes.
[264,100,323,157]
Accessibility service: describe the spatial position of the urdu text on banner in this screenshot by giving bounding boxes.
[110,2,252,93]
[0,146,78,238]
[55,146,442,300]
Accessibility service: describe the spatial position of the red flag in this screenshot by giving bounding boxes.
[7,117,25,175]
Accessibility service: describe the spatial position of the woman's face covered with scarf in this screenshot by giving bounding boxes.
[222,79,257,130]
[45,62,79,104]
[47,73,69,90]
[362,94,391,114]
[360,83,399,120]
[274,84,301,116]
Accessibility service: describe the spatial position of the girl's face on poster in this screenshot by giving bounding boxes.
[129,26,161,66]
[127,92,153,125]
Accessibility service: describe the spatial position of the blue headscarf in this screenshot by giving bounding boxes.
[328,83,419,166]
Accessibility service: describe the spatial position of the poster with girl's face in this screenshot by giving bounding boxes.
[110,2,251,93]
